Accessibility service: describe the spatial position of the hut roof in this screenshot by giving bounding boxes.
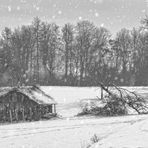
[0,86,57,105]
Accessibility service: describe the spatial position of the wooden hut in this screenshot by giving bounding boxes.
[0,86,57,123]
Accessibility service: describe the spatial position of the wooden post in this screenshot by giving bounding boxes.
[37,107,40,120]
[21,95,25,121]
[15,109,18,121]
[22,108,25,121]
[101,87,103,100]
[9,109,12,123]
[52,105,54,113]
[29,107,32,120]
[4,105,7,122]
[53,104,56,114]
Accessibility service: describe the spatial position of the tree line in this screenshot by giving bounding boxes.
[0,16,148,86]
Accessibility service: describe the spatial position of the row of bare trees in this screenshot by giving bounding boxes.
[0,16,148,86]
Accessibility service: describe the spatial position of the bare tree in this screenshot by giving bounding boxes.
[62,23,74,84]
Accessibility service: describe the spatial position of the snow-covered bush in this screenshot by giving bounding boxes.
[78,95,128,116]
[101,95,128,116]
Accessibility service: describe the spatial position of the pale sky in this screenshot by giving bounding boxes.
[0,0,148,34]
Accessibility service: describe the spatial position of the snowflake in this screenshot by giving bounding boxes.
[33,4,40,11]
[107,17,110,20]
[78,16,82,20]
[66,118,70,121]
[80,120,84,124]
[114,77,118,80]
[53,4,57,8]
[95,12,99,17]
[141,9,146,13]
[36,7,40,11]
[120,78,124,83]
[16,6,20,11]
[52,15,56,19]
[4,63,8,67]
[8,6,12,12]
[89,0,103,4]
[25,79,29,82]
[100,23,104,27]
[58,10,62,15]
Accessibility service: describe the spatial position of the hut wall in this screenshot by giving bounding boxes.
[0,91,55,123]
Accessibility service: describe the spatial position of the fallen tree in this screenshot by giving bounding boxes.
[99,82,148,114]
[78,83,148,116]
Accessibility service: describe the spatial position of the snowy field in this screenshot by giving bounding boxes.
[90,114,148,148]
[41,86,148,117]
[1,86,148,148]
[42,86,101,117]
[0,114,148,148]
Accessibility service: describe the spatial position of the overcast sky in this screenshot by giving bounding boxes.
[0,0,148,34]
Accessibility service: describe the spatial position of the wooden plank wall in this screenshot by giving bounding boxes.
[0,91,54,123]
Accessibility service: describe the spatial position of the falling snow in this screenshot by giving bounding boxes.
[101,23,104,27]
[146,0,148,6]
[0,0,147,147]
[0,0,146,34]
[95,12,99,17]
[36,7,40,11]
[89,0,104,4]
[53,4,57,8]
[7,6,12,12]
[52,15,56,19]
[141,9,146,13]
[58,10,62,15]
[78,16,82,20]
[16,6,20,11]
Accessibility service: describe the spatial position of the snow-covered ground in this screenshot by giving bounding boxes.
[41,86,148,117]
[1,114,148,148]
[91,115,148,148]
[41,86,148,104]
[42,86,101,117]
[1,86,148,148]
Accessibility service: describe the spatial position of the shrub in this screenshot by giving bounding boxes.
[78,95,128,116]
[81,134,100,148]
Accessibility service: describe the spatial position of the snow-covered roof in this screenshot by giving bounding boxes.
[0,86,57,105]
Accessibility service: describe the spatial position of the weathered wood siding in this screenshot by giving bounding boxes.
[0,91,54,123]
